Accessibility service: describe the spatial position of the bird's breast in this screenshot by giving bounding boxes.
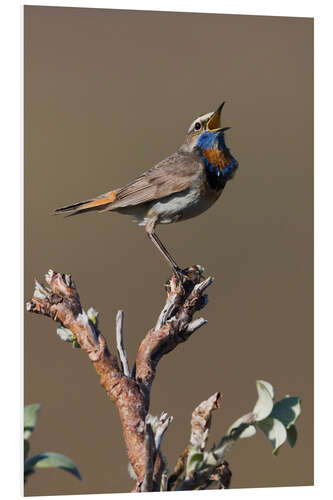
[147,172,222,224]
[201,148,238,191]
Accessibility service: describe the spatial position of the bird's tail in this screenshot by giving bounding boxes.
[54,190,117,216]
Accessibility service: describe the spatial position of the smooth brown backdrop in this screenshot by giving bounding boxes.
[24,6,313,496]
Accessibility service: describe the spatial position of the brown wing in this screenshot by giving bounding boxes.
[107,151,203,210]
[54,151,203,216]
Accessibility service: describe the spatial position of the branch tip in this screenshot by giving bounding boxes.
[186,317,207,334]
[116,309,130,377]
[190,392,222,450]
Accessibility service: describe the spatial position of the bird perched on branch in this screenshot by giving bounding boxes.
[55,102,238,282]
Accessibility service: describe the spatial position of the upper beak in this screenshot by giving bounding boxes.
[206,102,226,131]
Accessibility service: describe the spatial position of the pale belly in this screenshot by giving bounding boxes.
[150,187,223,223]
[116,185,223,226]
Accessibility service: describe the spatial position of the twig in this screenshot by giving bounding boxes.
[177,422,254,491]
[186,317,208,334]
[190,392,221,450]
[155,412,173,452]
[168,447,190,491]
[168,392,221,491]
[155,277,178,330]
[141,423,156,492]
[116,310,130,377]
[208,460,232,489]
[155,293,178,330]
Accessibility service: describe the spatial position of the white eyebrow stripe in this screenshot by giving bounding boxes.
[187,111,214,133]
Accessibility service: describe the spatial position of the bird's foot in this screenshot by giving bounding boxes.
[166,265,205,295]
[182,265,205,284]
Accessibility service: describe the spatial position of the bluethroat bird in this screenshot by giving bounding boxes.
[55,102,238,283]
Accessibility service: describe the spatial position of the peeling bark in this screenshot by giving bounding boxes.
[26,267,212,491]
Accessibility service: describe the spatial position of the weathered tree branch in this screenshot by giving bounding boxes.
[168,392,222,491]
[26,266,302,491]
[27,270,148,484]
[154,412,173,452]
[141,423,156,492]
[116,310,130,377]
[135,274,213,408]
[190,392,221,450]
[208,460,232,489]
[176,421,254,491]
[26,267,212,491]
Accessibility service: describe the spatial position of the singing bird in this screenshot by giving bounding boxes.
[55,102,238,281]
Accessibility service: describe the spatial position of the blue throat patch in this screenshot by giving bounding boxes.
[197,131,238,191]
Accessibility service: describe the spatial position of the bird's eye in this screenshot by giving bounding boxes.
[194,122,201,131]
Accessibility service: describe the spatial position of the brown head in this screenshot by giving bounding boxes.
[182,102,227,152]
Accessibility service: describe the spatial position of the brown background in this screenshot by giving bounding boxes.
[24,6,313,496]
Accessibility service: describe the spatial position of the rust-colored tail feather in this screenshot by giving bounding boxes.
[54,191,117,216]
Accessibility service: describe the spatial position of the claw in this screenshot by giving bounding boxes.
[182,265,205,283]
[165,265,205,295]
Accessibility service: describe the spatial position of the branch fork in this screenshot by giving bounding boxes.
[26,267,213,491]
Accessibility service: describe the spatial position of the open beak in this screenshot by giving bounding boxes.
[206,102,231,134]
[206,102,225,131]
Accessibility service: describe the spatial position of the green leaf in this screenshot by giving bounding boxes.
[24,452,82,480]
[260,380,274,399]
[271,397,301,429]
[24,404,40,439]
[239,425,256,438]
[186,449,204,476]
[252,380,274,421]
[287,424,298,447]
[257,417,287,455]
[227,414,256,438]
[24,439,30,461]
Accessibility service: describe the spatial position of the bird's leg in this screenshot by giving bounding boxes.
[149,232,182,274]
[145,219,184,285]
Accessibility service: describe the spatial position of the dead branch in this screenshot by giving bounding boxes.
[208,460,232,489]
[154,412,173,452]
[135,274,213,408]
[190,392,221,450]
[141,423,156,492]
[26,267,212,491]
[26,270,148,484]
[116,310,130,377]
[168,392,222,491]
[176,421,253,491]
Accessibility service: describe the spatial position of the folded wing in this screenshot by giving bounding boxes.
[54,151,203,216]
[108,151,203,210]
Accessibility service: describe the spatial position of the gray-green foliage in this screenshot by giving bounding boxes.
[228,380,301,455]
[182,380,301,489]
[24,404,81,483]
